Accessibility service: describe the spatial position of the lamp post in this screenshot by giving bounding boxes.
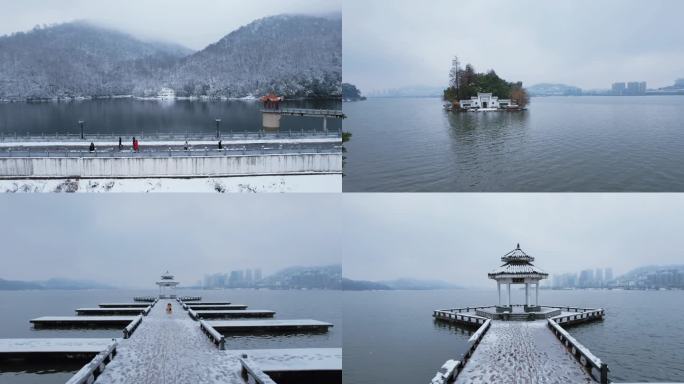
[78,120,85,139]
[215,119,221,139]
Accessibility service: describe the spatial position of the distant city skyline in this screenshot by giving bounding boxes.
[344,0,684,92]
[0,195,341,288]
[343,194,684,287]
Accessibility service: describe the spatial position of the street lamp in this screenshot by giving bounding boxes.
[215,119,221,139]
[78,120,85,139]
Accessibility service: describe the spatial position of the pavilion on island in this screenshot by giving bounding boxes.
[156,271,180,299]
[488,244,548,309]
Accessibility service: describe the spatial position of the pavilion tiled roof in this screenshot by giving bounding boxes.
[488,244,549,279]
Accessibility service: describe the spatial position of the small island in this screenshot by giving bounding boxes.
[443,56,529,112]
[342,83,366,101]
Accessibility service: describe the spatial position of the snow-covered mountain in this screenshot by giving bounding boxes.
[0,14,342,100]
[169,14,342,98]
[0,21,192,99]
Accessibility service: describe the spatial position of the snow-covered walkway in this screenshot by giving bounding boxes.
[455,320,594,384]
[95,300,244,383]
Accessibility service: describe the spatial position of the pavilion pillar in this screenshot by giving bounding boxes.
[497,281,501,305]
[536,282,539,306]
[507,283,511,306]
[525,283,529,306]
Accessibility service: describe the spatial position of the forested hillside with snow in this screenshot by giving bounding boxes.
[0,14,341,100]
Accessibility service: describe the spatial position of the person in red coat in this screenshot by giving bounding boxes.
[132,137,139,152]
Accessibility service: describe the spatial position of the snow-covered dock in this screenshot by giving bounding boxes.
[206,319,333,334]
[76,307,150,316]
[30,316,138,328]
[99,303,152,308]
[0,338,116,361]
[186,304,248,311]
[189,309,276,320]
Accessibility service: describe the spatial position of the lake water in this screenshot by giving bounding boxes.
[0,99,341,136]
[343,96,684,192]
[0,289,341,384]
[343,289,684,384]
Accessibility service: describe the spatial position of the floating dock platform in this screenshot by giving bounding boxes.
[76,307,150,316]
[0,338,116,361]
[189,309,276,320]
[99,303,152,308]
[186,304,248,311]
[206,319,333,334]
[30,316,138,328]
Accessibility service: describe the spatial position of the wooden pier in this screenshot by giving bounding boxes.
[99,303,151,308]
[186,304,248,311]
[432,305,607,384]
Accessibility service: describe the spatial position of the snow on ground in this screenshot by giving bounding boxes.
[0,174,341,193]
[95,300,341,384]
[455,320,594,384]
[0,137,340,147]
[0,338,115,353]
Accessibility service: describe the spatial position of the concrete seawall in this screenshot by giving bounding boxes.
[0,153,341,178]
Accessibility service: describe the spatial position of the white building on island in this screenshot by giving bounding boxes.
[459,93,517,111]
[488,244,548,309]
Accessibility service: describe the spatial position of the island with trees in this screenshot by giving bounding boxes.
[342,83,366,101]
[443,56,529,111]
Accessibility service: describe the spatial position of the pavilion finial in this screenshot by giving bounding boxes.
[516,243,520,249]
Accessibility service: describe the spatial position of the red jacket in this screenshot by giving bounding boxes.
[133,139,139,151]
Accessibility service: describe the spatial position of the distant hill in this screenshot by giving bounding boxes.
[342,278,391,290]
[342,277,461,291]
[0,277,112,290]
[528,83,582,96]
[0,14,341,100]
[262,264,342,290]
[0,21,191,99]
[367,85,443,98]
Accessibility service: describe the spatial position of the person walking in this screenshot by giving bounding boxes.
[118,137,122,151]
[218,140,223,149]
[132,137,139,152]
[89,142,95,152]
[184,140,189,151]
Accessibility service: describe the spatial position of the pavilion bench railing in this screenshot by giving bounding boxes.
[548,315,608,384]
[0,130,342,144]
[122,315,143,339]
[433,310,488,326]
[65,339,117,384]
[239,355,278,384]
[199,320,225,350]
[551,309,605,326]
[430,319,492,384]
[178,296,202,302]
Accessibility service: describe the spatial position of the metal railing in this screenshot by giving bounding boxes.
[199,320,225,350]
[65,339,117,384]
[122,315,143,339]
[0,130,341,143]
[0,146,341,159]
[548,317,608,383]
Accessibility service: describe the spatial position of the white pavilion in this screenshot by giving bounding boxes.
[156,271,179,299]
[458,93,517,111]
[488,244,548,309]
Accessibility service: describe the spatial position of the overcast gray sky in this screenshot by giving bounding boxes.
[343,0,684,92]
[343,194,684,287]
[0,195,340,288]
[0,0,340,50]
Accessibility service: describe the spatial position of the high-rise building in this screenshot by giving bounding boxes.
[255,269,263,282]
[605,268,613,283]
[612,82,626,95]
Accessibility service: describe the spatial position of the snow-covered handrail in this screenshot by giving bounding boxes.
[65,339,117,384]
[122,315,143,339]
[199,320,225,350]
[430,319,491,384]
[188,308,198,321]
[433,310,488,326]
[548,317,608,383]
[133,296,156,302]
[178,296,202,302]
[239,355,278,384]
[551,309,604,326]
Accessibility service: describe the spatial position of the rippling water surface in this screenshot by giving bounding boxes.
[343,289,684,384]
[0,99,341,136]
[0,289,341,383]
[343,96,684,191]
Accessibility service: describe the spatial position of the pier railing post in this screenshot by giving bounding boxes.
[600,363,608,384]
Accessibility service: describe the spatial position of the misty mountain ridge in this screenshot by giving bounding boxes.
[0,277,113,290]
[0,15,341,99]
